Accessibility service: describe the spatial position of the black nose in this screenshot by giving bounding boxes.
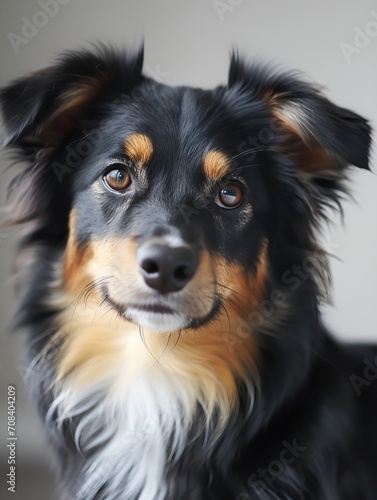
[137,241,198,294]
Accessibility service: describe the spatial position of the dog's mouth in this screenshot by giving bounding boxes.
[128,303,176,315]
[103,287,220,333]
[104,290,176,317]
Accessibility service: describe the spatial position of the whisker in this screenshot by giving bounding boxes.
[167,330,182,353]
[138,325,160,363]
[215,281,244,298]
[219,302,232,345]
[229,146,277,163]
[69,277,110,331]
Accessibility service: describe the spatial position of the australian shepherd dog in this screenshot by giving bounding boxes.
[1,46,376,499]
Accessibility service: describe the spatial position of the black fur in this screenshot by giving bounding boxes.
[1,46,376,500]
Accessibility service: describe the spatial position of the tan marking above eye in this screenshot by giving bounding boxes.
[203,150,230,182]
[124,133,153,165]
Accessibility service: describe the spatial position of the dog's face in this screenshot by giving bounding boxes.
[64,80,273,333]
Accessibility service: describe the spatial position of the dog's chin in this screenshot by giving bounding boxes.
[125,308,188,333]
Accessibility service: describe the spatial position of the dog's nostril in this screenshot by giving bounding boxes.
[142,259,159,275]
[174,265,191,282]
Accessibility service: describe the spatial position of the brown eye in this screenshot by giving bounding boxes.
[215,182,244,209]
[103,167,132,192]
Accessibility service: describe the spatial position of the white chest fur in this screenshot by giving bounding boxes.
[50,364,193,500]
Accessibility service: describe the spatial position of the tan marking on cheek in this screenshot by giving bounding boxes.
[124,133,153,165]
[207,240,269,375]
[56,236,142,384]
[87,237,140,291]
[56,237,138,384]
[203,150,230,182]
[63,210,93,291]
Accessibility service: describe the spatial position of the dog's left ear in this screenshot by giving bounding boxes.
[0,46,144,148]
[228,57,372,177]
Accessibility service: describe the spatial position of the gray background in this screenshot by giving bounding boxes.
[0,0,376,498]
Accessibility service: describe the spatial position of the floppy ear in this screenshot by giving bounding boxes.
[267,92,371,177]
[228,57,371,180]
[0,45,144,148]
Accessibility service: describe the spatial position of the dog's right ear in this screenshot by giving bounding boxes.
[0,46,144,148]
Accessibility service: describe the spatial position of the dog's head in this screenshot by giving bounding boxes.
[0,46,371,338]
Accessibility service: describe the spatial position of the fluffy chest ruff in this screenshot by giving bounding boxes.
[44,265,257,500]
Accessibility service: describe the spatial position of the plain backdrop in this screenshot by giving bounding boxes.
[0,1,376,498]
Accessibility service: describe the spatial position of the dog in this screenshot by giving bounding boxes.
[1,45,376,500]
